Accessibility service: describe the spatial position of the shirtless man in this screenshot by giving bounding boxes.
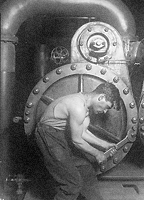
[35,82,121,200]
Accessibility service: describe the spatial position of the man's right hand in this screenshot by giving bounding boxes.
[95,151,107,165]
[104,142,117,151]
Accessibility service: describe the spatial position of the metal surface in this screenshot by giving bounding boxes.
[0,0,137,134]
[1,0,136,37]
[34,44,49,80]
[139,91,144,144]
[0,0,136,140]
[24,62,138,174]
[0,0,140,190]
[71,21,133,88]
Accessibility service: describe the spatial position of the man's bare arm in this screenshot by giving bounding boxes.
[82,128,116,150]
[69,107,107,163]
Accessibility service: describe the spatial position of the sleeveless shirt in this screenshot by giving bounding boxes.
[40,93,89,130]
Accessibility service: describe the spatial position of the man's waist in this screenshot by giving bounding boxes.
[38,122,65,131]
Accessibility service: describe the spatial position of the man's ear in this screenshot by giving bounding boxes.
[98,94,105,101]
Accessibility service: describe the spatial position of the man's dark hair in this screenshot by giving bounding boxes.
[92,82,121,110]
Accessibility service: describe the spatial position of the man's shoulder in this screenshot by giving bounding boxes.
[67,94,85,107]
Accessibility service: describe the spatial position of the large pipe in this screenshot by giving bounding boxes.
[0,0,136,191]
[1,0,136,37]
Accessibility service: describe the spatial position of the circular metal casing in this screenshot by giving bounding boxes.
[24,62,138,174]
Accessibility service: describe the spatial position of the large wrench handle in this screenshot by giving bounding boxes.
[104,129,136,159]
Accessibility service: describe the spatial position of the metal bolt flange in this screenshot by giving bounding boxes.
[71,64,77,70]
[123,145,129,153]
[79,40,83,46]
[100,68,107,75]
[131,131,136,138]
[139,117,144,124]
[141,102,144,108]
[86,64,92,70]
[113,76,119,83]
[26,102,33,108]
[141,126,144,131]
[25,110,30,116]
[141,132,144,138]
[104,28,108,32]
[131,117,137,124]
[24,117,30,123]
[33,88,40,94]
[113,42,117,46]
[113,157,118,164]
[100,165,106,172]
[129,102,135,109]
[87,26,92,32]
[56,68,62,74]
[132,126,137,131]
[123,88,129,95]
[43,76,49,83]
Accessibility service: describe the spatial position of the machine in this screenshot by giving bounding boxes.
[1,0,144,199]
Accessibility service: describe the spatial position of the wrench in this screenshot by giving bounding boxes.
[104,129,136,159]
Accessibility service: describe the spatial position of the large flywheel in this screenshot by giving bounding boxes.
[24,62,138,174]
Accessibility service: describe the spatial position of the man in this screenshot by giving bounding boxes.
[35,82,121,200]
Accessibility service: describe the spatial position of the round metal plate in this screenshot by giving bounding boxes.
[24,62,138,174]
[78,22,117,63]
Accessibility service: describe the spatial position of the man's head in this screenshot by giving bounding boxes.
[90,82,121,114]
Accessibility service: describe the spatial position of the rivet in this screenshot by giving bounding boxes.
[113,42,117,46]
[87,26,92,32]
[104,28,108,32]
[79,40,83,46]
[100,165,105,172]
[86,64,92,70]
[129,102,135,109]
[33,88,40,94]
[104,56,108,61]
[132,125,137,131]
[113,157,118,164]
[87,56,92,61]
[139,117,144,124]
[100,68,107,75]
[108,148,117,158]
[123,145,129,153]
[43,76,49,83]
[113,76,119,83]
[131,131,136,138]
[24,117,30,123]
[131,117,137,124]
[26,102,33,108]
[71,64,77,70]
[25,110,30,115]
[56,68,62,74]
[141,102,144,108]
[123,88,129,95]
[99,58,104,63]
[141,126,144,131]
[141,132,144,137]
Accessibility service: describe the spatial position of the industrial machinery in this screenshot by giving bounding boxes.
[1,0,144,199]
[24,20,138,174]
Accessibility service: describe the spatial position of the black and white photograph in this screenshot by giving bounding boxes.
[1,0,144,200]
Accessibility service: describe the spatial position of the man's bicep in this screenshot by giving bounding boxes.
[69,112,84,142]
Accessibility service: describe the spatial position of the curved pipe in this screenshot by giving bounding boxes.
[1,0,136,38]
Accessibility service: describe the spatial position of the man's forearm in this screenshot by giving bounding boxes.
[73,138,101,158]
[82,129,111,149]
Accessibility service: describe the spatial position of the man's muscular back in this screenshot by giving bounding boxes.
[40,93,88,131]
